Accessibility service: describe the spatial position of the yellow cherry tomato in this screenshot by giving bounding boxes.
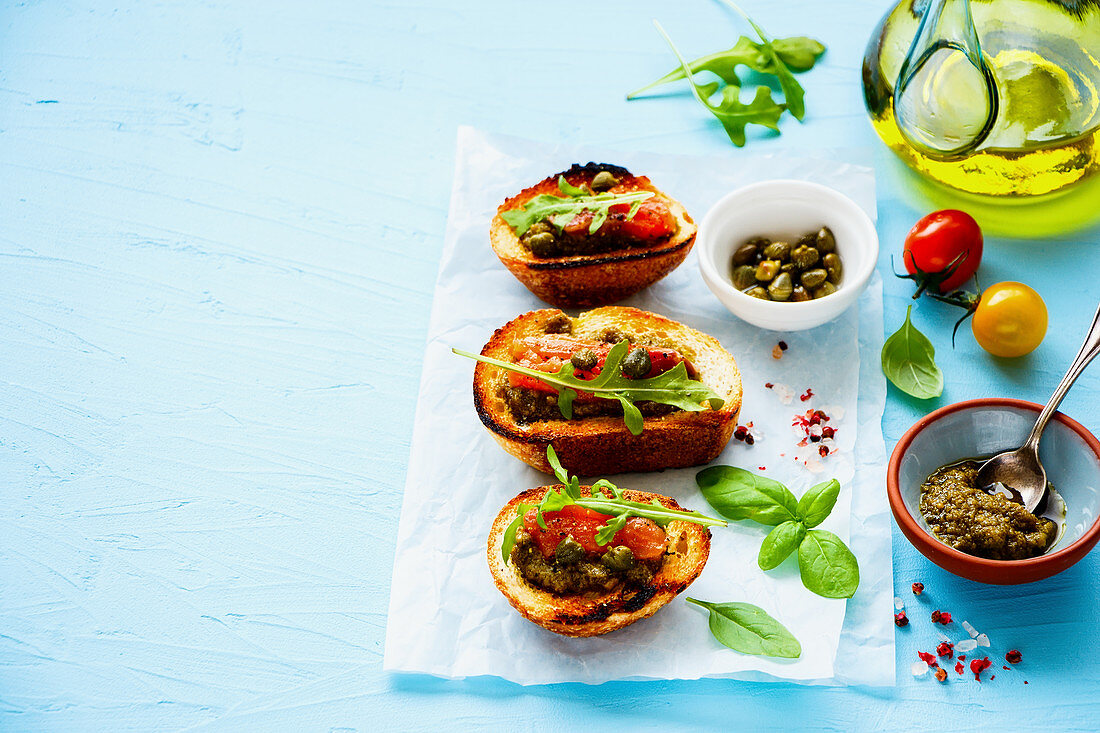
[971,282,1047,357]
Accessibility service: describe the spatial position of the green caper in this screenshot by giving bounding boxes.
[528,220,553,236]
[823,253,843,284]
[813,281,838,299]
[601,545,636,572]
[525,231,557,257]
[732,242,759,267]
[600,328,625,344]
[744,286,770,300]
[791,285,811,302]
[767,272,793,301]
[731,264,757,291]
[621,347,652,378]
[790,245,820,269]
[763,241,791,262]
[780,262,796,273]
[544,314,573,334]
[755,259,781,281]
[570,348,597,371]
[590,170,619,191]
[815,226,837,253]
[555,536,586,564]
[800,268,828,289]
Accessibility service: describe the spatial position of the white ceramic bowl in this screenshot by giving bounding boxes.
[698,180,879,331]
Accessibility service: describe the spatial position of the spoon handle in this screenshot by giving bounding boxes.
[1025,302,1100,450]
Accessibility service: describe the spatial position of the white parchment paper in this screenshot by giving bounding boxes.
[384,127,894,685]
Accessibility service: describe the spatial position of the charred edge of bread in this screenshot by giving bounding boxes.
[486,485,712,637]
[471,307,742,475]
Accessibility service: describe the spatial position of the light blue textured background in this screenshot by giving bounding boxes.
[2,1,1099,730]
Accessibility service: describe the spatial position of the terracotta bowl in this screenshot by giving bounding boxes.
[888,398,1100,584]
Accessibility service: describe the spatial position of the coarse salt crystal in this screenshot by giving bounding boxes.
[772,383,795,405]
[955,639,978,653]
[911,661,929,676]
[937,630,951,643]
[894,597,905,610]
[976,633,990,648]
[962,621,978,638]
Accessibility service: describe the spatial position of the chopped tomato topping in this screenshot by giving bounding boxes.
[558,186,675,241]
[506,334,691,397]
[523,503,667,561]
[615,199,676,240]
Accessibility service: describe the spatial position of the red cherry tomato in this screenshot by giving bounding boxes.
[903,210,983,293]
[523,505,667,560]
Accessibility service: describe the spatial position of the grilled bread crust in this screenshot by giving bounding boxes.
[473,307,742,477]
[487,485,711,637]
[490,163,696,308]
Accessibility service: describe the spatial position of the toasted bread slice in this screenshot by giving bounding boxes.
[473,307,742,476]
[487,485,712,637]
[490,163,696,308]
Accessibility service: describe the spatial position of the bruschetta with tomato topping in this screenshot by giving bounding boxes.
[490,163,696,307]
[465,306,742,476]
[487,479,718,637]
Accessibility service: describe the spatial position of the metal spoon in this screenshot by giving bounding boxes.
[977,303,1100,513]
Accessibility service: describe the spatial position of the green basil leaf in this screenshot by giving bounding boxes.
[686,598,801,658]
[795,479,841,528]
[652,22,786,148]
[695,465,798,525]
[757,520,806,570]
[797,529,860,598]
[881,305,944,399]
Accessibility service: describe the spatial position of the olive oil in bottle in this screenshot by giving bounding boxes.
[863,0,1100,199]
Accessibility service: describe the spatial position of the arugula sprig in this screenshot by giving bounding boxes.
[652,21,784,148]
[452,340,724,436]
[631,3,825,147]
[722,0,806,121]
[627,35,825,98]
[500,175,654,237]
[500,446,728,563]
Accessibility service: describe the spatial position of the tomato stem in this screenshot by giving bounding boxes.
[894,250,972,300]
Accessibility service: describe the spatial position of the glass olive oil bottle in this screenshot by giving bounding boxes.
[863,0,1100,198]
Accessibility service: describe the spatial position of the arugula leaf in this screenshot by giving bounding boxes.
[652,21,785,148]
[772,37,828,72]
[795,479,840,528]
[797,529,860,599]
[500,501,536,562]
[686,598,801,658]
[881,305,944,399]
[452,340,725,436]
[757,519,806,570]
[499,175,654,237]
[501,447,727,563]
[695,465,798,525]
[719,0,806,121]
[627,35,825,98]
